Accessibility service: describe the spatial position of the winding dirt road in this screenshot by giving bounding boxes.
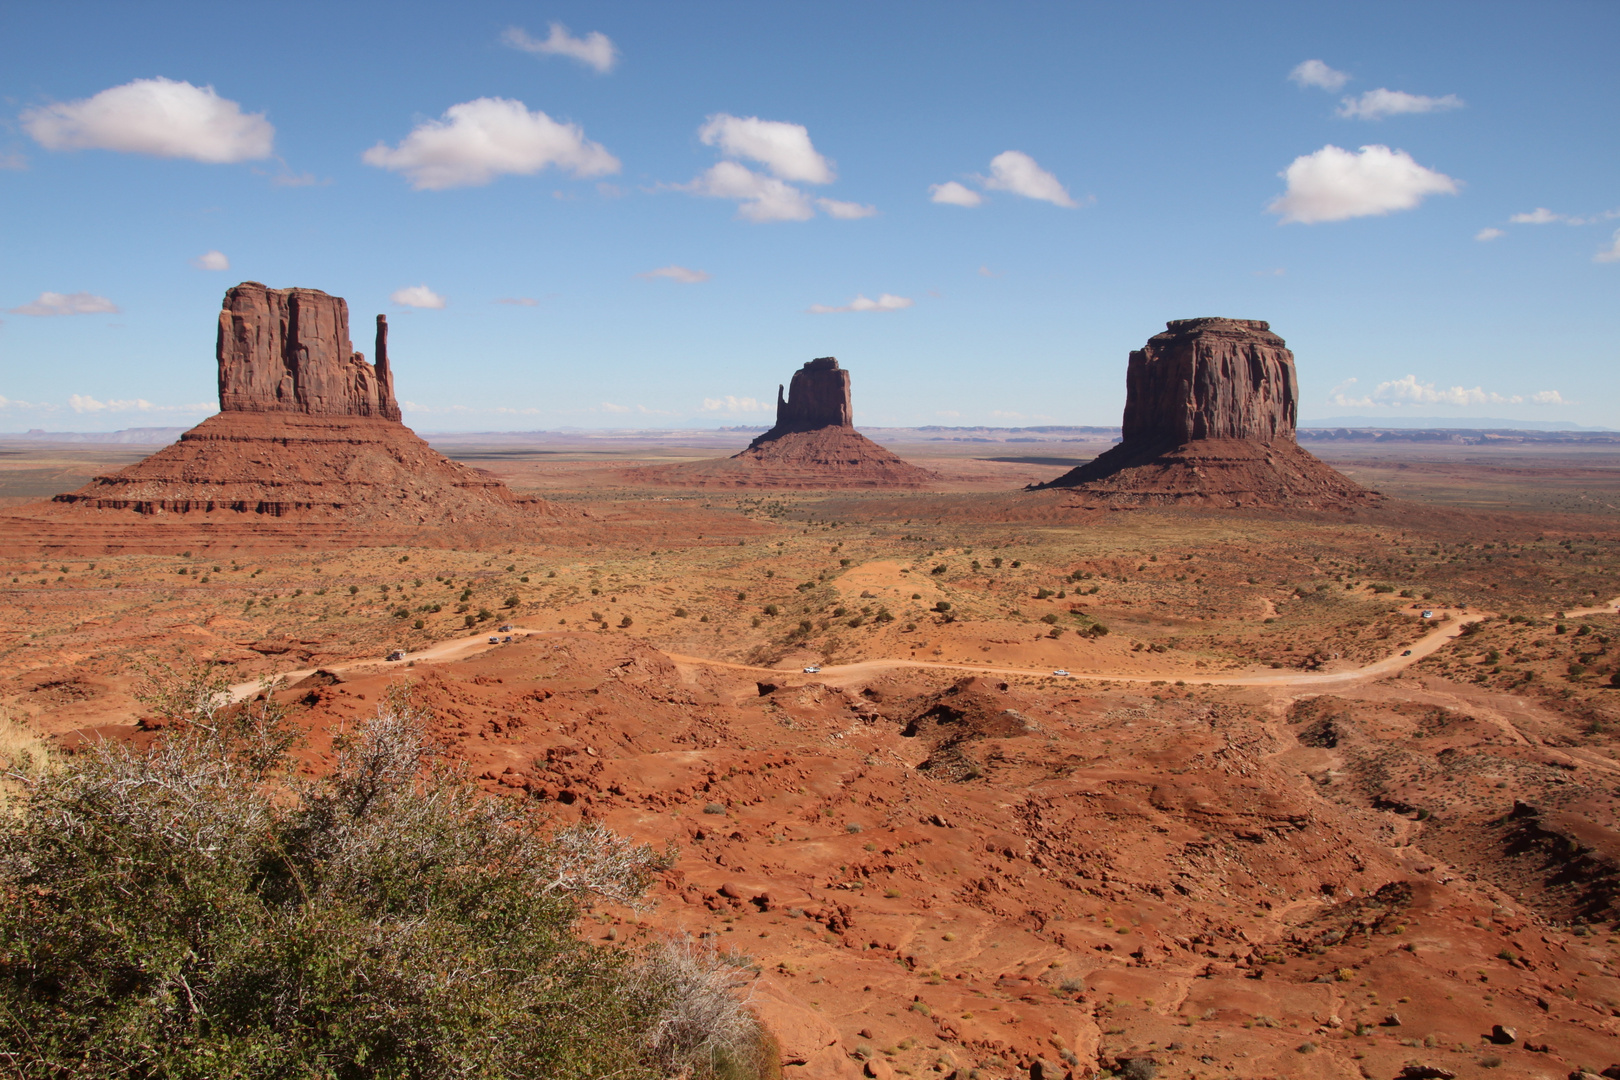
[224,594,1620,703]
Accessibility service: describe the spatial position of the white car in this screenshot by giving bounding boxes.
[802,665,821,674]
[1053,669,1070,677]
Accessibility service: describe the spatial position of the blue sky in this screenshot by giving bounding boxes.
[2,0,1616,432]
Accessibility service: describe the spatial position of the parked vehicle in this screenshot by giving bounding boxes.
[487,636,500,645]
[386,650,405,662]
[802,665,820,674]
[1053,669,1070,677]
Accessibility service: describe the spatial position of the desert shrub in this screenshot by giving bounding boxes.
[0,672,766,1079]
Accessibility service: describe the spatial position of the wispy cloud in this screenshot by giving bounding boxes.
[9,291,120,316]
[1267,144,1459,224]
[191,249,229,271]
[1289,59,1350,92]
[596,402,674,416]
[638,265,711,284]
[700,395,770,413]
[1597,229,1620,264]
[1337,88,1463,120]
[808,293,913,314]
[929,181,982,207]
[1511,207,1562,225]
[1475,227,1505,242]
[23,77,274,163]
[363,97,619,190]
[69,394,212,414]
[391,285,445,309]
[816,198,877,219]
[495,296,538,306]
[0,151,27,170]
[1328,375,1565,408]
[502,23,618,74]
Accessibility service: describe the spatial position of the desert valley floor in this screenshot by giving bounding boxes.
[3,428,1620,1080]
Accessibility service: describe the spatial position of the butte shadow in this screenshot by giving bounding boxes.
[0,283,558,552]
[1036,318,1380,509]
[627,357,936,489]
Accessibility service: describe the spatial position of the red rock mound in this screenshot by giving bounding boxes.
[631,357,936,489]
[1039,318,1377,509]
[1,283,556,550]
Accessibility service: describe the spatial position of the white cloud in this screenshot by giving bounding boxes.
[501,23,618,73]
[817,197,877,219]
[1289,59,1351,92]
[362,97,619,190]
[599,401,631,413]
[191,249,229,271]
[1337,89,1464,120]
[22,77,273,163]
[639,265,711,284]
[1267,144,1459,224]
[1597,229,1620,264]
[700,395,770,413]
[1475,227,1505,242]
[8,291,119,316]
[808,293,913,314]
[0,395,54,411]
[1331,375,1566,408]
[390,285,445,309]
[0,152,27,170]
[69,394,211,414]
[680,161,814,222]
[978,265,998,277]
[981,150,1077,207]
[495,296,538,306]
[698,113,833,184]
[929,181,982,207]
[1510,207,1562,225]
[991,409,1025,420]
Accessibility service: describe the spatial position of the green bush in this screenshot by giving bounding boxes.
[0,666,769,1079]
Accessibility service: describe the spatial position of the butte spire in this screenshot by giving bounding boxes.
[1038,318,1377,508]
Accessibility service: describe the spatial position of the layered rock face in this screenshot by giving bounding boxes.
[631,357,935,489]
[35,283,554,539]
[1041,318,1375,508]
[217,283,401,420]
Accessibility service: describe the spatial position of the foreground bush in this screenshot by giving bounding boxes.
[0,669,769,1079]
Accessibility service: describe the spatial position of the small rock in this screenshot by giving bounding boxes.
[1601,1067,1620,1080]
[1381,1012,1403,1026]
[1398,1067,1457,1080]
[864,1059,893,1079]
[1489,1024,1518,1044]
[857,1028,873,1040]
[1029,1058,1065,1080]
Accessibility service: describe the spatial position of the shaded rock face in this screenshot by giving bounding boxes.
[1121,318,1296,446]
[766,356,853,436]
[217,282,401,421]
[1041,318,1376,508]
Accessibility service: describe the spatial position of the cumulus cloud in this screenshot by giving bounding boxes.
[1337,89,1464,120]
[1475,227,1505,241]
[981,151,1078,207]
[1328,375,1566,408]
[390,285,445,309]
[191,249,229,271]
[698,114,833,183]
[1289,59,1351,92]
[1597,229,1620,264]
[501,23,617,73]
[495,296,538,306]
[639,265,711,284]
[700,395,770,413]
[22,77,273,163]
[1267,144,1459,224]
[680,161,814,222]
[808,293,913,314]
[817,198,877,219]
[929,180,983,207]
[1511,207,1562,225]
[363,97,619,190]
[69,394,211,414]
[9,291,119,316]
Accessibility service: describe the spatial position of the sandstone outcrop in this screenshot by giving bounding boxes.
[217,283,401,420]
[1039,318,1376,508]
[21,283,555,544]
[631,358,935,489]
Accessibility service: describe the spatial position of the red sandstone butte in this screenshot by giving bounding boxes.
[1039,318,1377,508]
[632,357,936,489]
[4,283,555,548]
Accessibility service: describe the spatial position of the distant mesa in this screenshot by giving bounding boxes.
[630,357,936,489]
[6,282,555,549]
[1037,318,1378,508]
